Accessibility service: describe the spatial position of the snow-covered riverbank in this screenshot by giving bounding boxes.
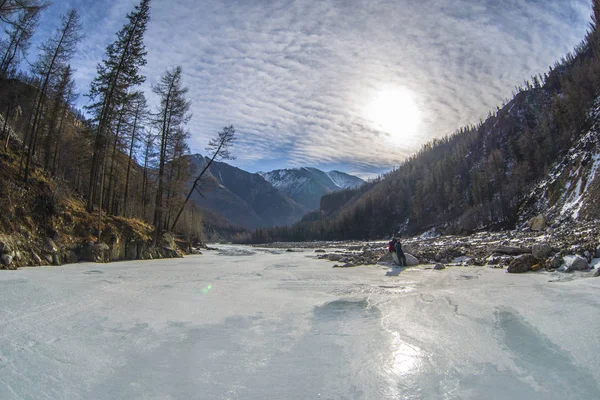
[1,245,599,399]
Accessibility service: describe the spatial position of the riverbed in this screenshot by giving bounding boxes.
[0,245,599,399]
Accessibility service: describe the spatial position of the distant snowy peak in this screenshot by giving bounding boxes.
[259,169,310,192]
[260,167,365,209]
[326,170,364,189]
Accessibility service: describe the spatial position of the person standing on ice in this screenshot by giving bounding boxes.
[394,236,407,267]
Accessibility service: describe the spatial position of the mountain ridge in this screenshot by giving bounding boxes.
[259,167,364,210]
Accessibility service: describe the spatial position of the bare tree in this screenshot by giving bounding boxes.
[86,0,150,215]
[0,0,47,29]
[152,65,191,242]
[23,8,82,182]
[170,125,236,231]
[0,6,40,78]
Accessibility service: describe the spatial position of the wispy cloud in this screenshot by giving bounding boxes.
[35,0,592,176]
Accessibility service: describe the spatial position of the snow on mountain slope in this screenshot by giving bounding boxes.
[519,99,600,224]
[189,155,308,229]
[260,168,364,210]
[326,170,364,189]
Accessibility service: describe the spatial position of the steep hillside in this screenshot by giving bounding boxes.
[260,167,364,209]
[189,155,308,229]
[519,100,600,224]
[0,139,184,269]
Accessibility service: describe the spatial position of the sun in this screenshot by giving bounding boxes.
[365,87,421,142]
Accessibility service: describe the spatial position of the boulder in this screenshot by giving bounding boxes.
[507,254,536,273]
[315,249,326,253]
[405,253,419,266]
[528,214,547,231]
[327,254,343,262]
[595,247,600,259]
[1,254,13,266]
[532,244,552,259]
[594,268,600,277]
[433,263,445,270]
[531,264,542,272]
[561,255,589,272]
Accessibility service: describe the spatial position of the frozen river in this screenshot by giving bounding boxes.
[1,245,599,399]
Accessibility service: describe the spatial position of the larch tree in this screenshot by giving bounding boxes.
[170,125,236,231]
[0,6,40,79]
[0,0,47,29]
[152,66,191,242]
[123,91,148,217]
[50,65,77,176]
[86,0,150,216]
[42,64,75,171]
[23,8,82,182]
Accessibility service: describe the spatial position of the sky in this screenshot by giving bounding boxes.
[31,0,592,179]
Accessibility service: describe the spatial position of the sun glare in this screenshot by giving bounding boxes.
[366,87,421,143]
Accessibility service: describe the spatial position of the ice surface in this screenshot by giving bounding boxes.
[1,246,599,399]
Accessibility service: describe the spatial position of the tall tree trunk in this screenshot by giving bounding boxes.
[141,136,151,219]
[153,79,175,244]
[97,157,106,244]
[2,103,11,150]
[106,107,125,216]
[51,102,68,175]
[123,106,140,217]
